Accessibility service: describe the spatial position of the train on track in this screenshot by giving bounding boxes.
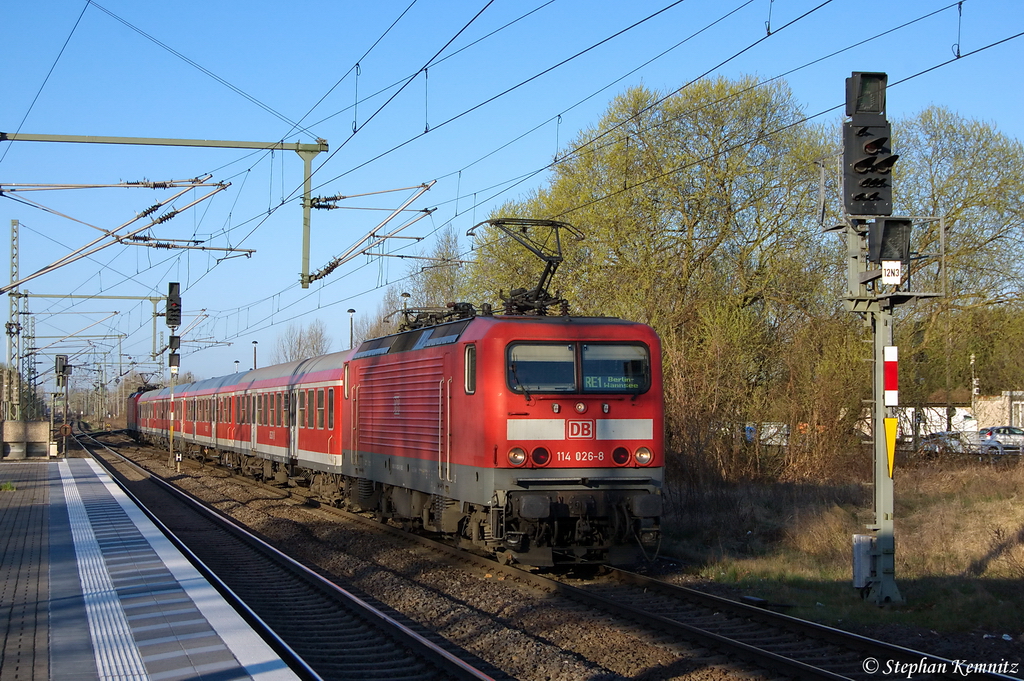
[126,220,664,566]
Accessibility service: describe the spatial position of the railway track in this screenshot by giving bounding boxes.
[90,430,1022,681]
[326,498,1022,681]
[77,432,501,681]
[561,569,1022,681]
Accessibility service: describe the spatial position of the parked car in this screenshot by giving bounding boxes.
[978,426,1024,456]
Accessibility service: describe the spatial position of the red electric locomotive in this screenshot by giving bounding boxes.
[129,220,663,565]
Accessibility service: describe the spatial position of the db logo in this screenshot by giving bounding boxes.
[568,420,594,439]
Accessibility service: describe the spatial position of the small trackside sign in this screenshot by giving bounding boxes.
[568,420,594,439]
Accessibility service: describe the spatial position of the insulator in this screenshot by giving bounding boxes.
[154,210,178,224]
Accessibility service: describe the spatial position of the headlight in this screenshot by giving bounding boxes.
[507,447,527,466]
[635,447,653,465]
[612,447,630,465]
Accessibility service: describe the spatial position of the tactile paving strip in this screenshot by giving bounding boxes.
[60,458,255,681]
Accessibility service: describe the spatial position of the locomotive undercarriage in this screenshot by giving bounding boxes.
[138,433,659,566]
[317,476,661,567]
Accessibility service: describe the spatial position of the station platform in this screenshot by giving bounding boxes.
[0,457,301,681]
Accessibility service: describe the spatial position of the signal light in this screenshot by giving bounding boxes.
[843,71,897,217]
[846,72,887,117]
[868,218,912,264]
[55,354,69,387]
[166,282,182,327]
[843,122,898,216]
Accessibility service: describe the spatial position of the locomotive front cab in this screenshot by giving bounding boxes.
[493,319,664,566]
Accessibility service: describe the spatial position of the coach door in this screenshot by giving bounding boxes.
[288,389,299,463]
[250,393,258,452]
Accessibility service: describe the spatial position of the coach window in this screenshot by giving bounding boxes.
[343,364,349,399]
[298,391,306,428]
[464,344,476,394]
[305,390,314,428]
[316,388,325,429]
[328,388,335,429]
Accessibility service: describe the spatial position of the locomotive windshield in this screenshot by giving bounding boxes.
[507,342,650,394]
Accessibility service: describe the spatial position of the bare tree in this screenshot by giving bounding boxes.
[356,288,405,342]
[406,225,466,308]
[270,320,332,363]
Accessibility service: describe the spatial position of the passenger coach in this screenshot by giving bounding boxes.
[131,311,663,566]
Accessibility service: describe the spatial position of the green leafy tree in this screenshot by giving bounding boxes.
[465,77,850,480]
[419,81,1024,482]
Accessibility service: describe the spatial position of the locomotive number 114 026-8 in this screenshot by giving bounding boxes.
[557,450,606,462]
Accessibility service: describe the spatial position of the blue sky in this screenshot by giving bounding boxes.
[2,0,1022,387]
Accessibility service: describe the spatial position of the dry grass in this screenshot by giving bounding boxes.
[661,458,1024,633]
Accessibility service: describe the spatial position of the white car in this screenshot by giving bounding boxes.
[979,426,1024,455]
